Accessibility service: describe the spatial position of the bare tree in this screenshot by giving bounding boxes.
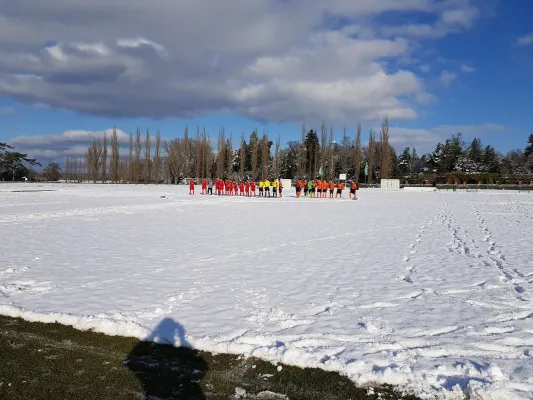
[328,127,334,179]
[354,123,362,182]
[77,157,83,182]
[118,157,127,183]
[380,116,391,179]
[134,128,142,183]
[164,138,185,184]
[261,131,270,179]
[251,130,259,180]
[101,133,108,183]
[274,135,281,178]
[297,124,306,178]
[217,128,226,178]
[110,128,120,183]
[153,130,161,184]
[64,157,71,182]
[320,121,328,179]
[128,133,134,183]
[340,127,350,175]
[195,127,203,179]
[183,126,193,178]
[202,128,212,178]
[86,138,102,183]
[368,129,376,184]
[225,133,233,178]
[144,129,151,183]
[239,133,246,178]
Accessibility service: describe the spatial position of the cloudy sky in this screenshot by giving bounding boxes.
[0,0,531,163]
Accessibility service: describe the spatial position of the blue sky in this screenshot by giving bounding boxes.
[0,0,531,163]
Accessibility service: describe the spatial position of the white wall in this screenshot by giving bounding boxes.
[380,179,400,191]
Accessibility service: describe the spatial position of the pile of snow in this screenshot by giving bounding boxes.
[1,183,533,399]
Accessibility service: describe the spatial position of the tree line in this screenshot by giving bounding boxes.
[2,120,532,184]
[64,118,393,184]
[397,133,533,183]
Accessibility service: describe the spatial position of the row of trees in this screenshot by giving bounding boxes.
[58,125,533,184]
[3,122,533,184]
[397,134,533,179]
[73,118,393,184]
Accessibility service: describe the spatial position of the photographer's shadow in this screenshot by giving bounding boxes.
[125,318,208,399]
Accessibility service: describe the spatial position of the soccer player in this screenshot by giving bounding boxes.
[259,180,264,197]
[278,179,283,198]
[201,179,207,195]
[329,180,334,198]
[350,181,358,200]
[296,180,302,198]
[189,179,195,195]
[245,180,250,197]
[303,179,308,197]
[272,179,278,197]
[264,178,271,197]
[239,181,245,196]
[251,180,256,196]
[336,181,344,198]
[207,180,213,195]
[307,180,313,198]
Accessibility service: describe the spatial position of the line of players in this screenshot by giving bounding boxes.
[295,179,358,199]
[190,178,284,197]
[189,178,358,199]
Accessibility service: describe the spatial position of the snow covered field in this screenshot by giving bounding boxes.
[1,183,533,399]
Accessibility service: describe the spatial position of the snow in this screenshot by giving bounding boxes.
[1,183,533,399]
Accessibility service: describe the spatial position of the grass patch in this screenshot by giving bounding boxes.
[0,315,423,400]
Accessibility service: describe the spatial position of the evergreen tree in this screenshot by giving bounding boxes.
[456,138,483,172]
[524,134,533,172]
[304,129,319,178]
[0,142,40,181]
[428,142,445,173]
[524,134,533,159]
[397,147,411,174]
[281,141,300,179]
[442,133,463,172]
[483,145,500,173]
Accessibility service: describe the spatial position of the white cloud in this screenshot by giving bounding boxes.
[9,128,130,162]
[381,3,479,39]
[441,7,479,27]
[387,123,507,152]
[517,33,533,46]
[419,65,430,73]
[461,64,475,72]
[439,70,457,86]
[0,0,486,125]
